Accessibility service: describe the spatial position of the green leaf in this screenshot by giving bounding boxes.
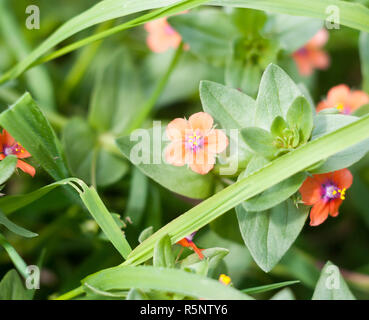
[286,96,314,144]
[236,199,309,272]
[182,247,229,278]
[239,156,306,212]
[200,80,257,130]
[359,32,369,93]
[311,114,369,173]
[0,179,74,215]
[116,128,214,199]
[231,8,267,36]
[277,247,320,289]
[88,48,144,135]
[0,233,28,278]
[263,13,323,53]
[79,186,132,259]
[153,234,175,268]
[63,118,128,187]
[82,266,252,300]
[126,288,149,300]
[169,8,238,66]
[0,269,31,300]
[0,93,69,180]
[0,155,17,185]
[270,288,295,300]
[123,113,369,267]
[0,210,37,238]
[271,116,288,138]
[312,261,356,300]
[241,127,279,160]
[255,64,302,130]
[138,227,154,244]
[242,280,299,294]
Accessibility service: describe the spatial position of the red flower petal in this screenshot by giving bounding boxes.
[310,199,330,226]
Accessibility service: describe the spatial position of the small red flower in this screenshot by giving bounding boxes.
[0,129,35,177]
[145,17,182,53]
[165,112,228,175]
[317,84,369,114]
[177,232,204,259]
[299,169,353,226]
[292,29,330,76]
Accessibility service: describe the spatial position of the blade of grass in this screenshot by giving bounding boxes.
[80,266,252,300]
[242,280,300,294]
[0,233,28,279]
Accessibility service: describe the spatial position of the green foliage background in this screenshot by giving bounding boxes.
[0,0,369,300]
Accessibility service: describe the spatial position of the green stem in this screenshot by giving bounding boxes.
[54,286,85,300]
[125,41,185,133]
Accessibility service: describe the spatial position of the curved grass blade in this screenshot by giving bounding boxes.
[242,280,300,294]
[0,178,76,215]
[0,233,28,279]
[81,266,252,300]
[0,210,38,238]
[210,0,369,33]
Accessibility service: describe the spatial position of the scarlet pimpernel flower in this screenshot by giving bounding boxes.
[299,169,353,226]
[165,112,228,175]
[0,129,35,177]
[145,17,183,53]
[177,232,204,260]
[292,29,330,76]
[317,84,369,114]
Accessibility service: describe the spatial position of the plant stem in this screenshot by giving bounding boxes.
[125,42,185,134]
[54,286,84,300]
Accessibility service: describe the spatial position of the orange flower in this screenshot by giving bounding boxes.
[165,112,228,175]
[299,169,353,226]
[316,84,369,114]
[292,29,330,76]
[219,274,231,286]
[145,17,183,53]
[0,129,35,177]
[177,232,204,260]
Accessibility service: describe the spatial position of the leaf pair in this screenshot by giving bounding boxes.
[243,95,313,160]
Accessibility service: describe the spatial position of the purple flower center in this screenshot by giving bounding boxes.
[321,181,346,202]
[296,47,308,56]
[185,131,204,151]
[185,232,197,242]
[2,143,23,156]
